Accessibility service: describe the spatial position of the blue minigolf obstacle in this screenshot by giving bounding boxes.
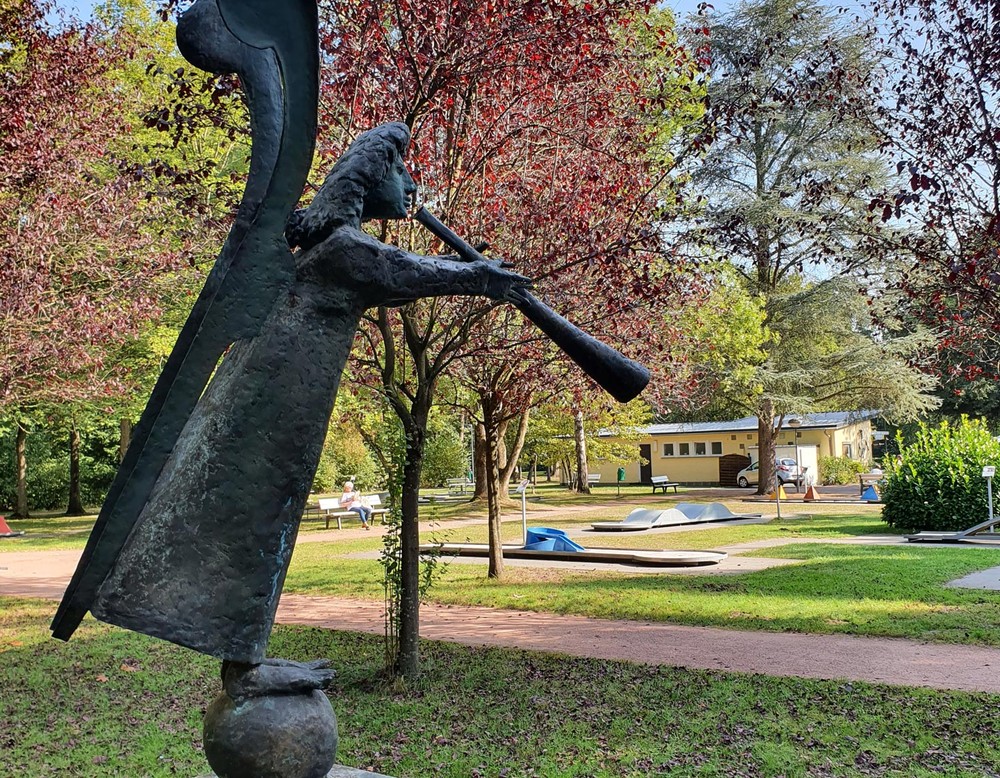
[524,527,585,552]
[861,485,880,501]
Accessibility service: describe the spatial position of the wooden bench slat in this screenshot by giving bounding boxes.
[315,494,388,529]
[650,475,679,494]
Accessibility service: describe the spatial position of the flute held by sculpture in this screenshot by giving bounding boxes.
[412,206,650,403]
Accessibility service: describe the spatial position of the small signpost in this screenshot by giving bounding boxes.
[516,478,531,546]
[984,466,995,530]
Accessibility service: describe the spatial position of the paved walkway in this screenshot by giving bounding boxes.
[4,528,1000,695]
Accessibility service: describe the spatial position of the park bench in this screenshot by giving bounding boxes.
[317,493,389,529]
[859,472,884,496]
[447,478,474,495]
[650,475,679,494]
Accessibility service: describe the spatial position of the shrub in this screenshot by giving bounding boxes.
[313,423,384,494]
[0,420,119,512]
[881,417,1000,532]
[818,455,867,485]
[420,419,467,488]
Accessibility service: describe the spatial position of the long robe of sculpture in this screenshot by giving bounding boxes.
[51,0,526,664]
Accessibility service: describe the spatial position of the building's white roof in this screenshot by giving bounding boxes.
[601,411,877,437]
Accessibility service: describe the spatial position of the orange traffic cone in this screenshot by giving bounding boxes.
[803,484,821,502]
[0,516,22,537]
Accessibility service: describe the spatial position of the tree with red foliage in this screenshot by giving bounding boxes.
[0,0,184,515]
[867,0,1000,396]
[313,0,703,675]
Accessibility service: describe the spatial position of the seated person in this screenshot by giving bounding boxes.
[340,481,372,529]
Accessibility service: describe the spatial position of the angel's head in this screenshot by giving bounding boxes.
[287,122,417,249]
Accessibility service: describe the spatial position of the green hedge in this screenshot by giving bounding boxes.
[818,455,867,485]
[881,417,1000,533]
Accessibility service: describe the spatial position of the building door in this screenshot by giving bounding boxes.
[719,453,751,487]
[639,444,652,484]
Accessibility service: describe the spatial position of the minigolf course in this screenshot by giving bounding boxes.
[590,502,762,532]
[422,525,726,567]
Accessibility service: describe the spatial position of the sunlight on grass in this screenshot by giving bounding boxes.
[4,596,1000,777]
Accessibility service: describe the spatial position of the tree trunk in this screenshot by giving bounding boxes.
[573,408,590,494]
[472,422,487,500]
[756,398,778,496]
[396,420,425,682]
[482,395,504,579]
[14,421,28,519]
[119,418,132,463]
[67,420,85,516]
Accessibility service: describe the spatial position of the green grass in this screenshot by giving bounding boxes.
[10,504,1000,646]
[3,597,1000,777]
[425,508,890,549]
[0,512,100,551]
[280,512,1000,646]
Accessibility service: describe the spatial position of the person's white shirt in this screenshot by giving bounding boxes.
[340,482,358,507]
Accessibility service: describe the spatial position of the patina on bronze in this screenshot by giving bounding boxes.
[49,0,647,775]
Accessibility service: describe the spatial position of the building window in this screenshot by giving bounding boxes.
[711,441,723,455]
[731,435,737,440]
[663,443,674,457]
[747,434,753,440]
[843,443,853,458]
[695,442,706,456]
[679,443,690,456]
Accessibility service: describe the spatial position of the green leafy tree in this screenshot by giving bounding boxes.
[684,0,937,493]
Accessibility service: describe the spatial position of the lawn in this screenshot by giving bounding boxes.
[3,597,999,777]
[282,510,1000,646]
[8,501,1000,646]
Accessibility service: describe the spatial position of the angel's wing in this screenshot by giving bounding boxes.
[51,0,319,640]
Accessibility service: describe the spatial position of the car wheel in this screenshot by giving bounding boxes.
[737,476,750,488]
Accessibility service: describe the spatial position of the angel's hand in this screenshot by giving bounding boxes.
[476,259,533,303]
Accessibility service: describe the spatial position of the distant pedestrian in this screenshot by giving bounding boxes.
[340,481,372,529]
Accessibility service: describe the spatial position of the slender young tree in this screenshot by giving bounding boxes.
[314,0,705,674]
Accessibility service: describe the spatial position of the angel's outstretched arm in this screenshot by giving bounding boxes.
[300,226,531,308]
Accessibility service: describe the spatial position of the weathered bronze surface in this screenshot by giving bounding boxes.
[203,660,338,778]
[51,0,319,650]
[51,0,528,663]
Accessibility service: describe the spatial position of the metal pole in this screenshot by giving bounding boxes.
[521,487,528,546]
[775,473,781,521]
[989,476,994,532]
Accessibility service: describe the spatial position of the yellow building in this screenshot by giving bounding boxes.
[589,412,876,486]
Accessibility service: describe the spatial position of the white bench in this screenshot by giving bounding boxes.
[317,494,389,529]
[447,478,474,495]
[650,475,679,494]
